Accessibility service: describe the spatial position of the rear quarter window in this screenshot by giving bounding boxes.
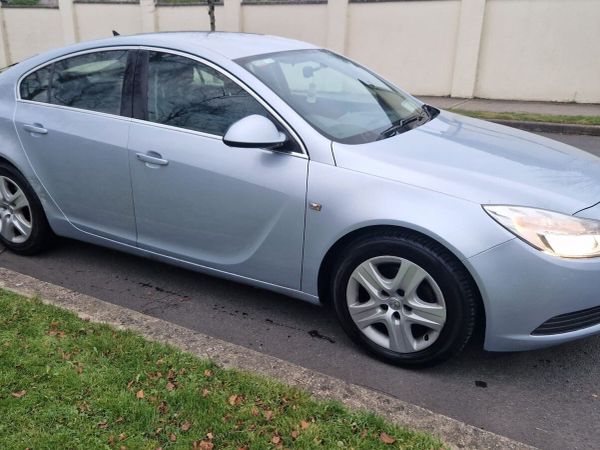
[20,65,52,103]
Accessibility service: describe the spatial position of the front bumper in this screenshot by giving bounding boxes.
[467,238,600,351]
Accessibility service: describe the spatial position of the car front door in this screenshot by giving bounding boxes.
[128,50,308,289]
[14,49,137,244]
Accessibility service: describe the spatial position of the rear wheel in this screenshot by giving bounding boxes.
[0,164,53,255]
[331,230,477,367]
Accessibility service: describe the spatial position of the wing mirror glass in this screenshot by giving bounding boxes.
[223,115,287,150]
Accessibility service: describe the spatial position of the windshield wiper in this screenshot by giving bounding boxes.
[377,113,424,140]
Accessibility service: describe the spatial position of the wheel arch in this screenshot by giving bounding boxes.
[316,224,487,337]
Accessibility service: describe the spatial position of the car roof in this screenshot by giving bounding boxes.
[74,32,318,61]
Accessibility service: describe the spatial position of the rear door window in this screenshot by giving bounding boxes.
[50,50,128,115]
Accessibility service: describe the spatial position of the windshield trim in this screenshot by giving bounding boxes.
[236,49,431,145]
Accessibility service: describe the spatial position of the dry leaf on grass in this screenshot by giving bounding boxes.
[193,441,214,450]
[228,394,243,406]
[181,421,191,432]
[379,432,396,444]
[158,401,169,415]
[11,390,26,398]
[300,420,310,430]
[136,390,145,399]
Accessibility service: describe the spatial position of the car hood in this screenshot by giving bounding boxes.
[332,111,600,214]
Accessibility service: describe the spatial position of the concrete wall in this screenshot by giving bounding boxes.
[0,0,599,103]
[242,4,328,47]
[76,3,142,41]
[347,0,461,96]
[476,0,600,104]
[1,7,63,63]
[157,4,223,32]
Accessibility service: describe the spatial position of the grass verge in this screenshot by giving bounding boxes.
[0,289,442,449]
[453,109,600,126]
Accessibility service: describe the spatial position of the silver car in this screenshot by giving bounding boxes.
[1,32,600,366]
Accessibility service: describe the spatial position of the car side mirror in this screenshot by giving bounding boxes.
[223,115,287,150]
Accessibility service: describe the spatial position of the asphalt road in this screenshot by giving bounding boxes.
[1,132,599,450]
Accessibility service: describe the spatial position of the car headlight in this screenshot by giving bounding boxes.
[483,205,600,258]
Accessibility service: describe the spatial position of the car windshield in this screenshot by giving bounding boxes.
[238,49,431,144]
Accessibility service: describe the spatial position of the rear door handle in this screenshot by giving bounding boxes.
[23,123,48,135]
[136,152,169,166]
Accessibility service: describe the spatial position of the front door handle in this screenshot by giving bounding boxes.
[23,123,48,135]
[136,152,169,166]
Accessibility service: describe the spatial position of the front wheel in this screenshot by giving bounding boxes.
[0,164,53,255]
[331,231,477,367]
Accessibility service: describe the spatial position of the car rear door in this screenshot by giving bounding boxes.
[14,48,137,244]
[127,49,308,289]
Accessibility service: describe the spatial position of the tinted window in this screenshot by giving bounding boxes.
[50,50,128,115]
[147,52,268,136]
[20,65,52,102]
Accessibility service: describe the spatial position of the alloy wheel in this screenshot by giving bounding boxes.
[346,256,447,353]
[0,175,33,244]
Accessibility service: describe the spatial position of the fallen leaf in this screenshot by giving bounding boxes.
[156,358,165,366]
[11,390,26,398]
[108,435,115,445]
[127,380,135,390]
[181,421,191,432]
[136,390,145,399]
[206,432,214,440]
[97,420,109,429]
[119,446,127,450]
[78,402,90,412]
[193,441,214,450]
[271,435,281,444]
[203,369,213,378]
[264,410,274,421]
[158,401,168,414]
[291,430,299,439]
[201,388,210,397]
[228,394,243,406]
[118,433,127,441]
[166,381,176,391]
[169,433,177,442]
[251,406,260,416]
[300,420,310,430]
[379,432,396,444]
[115,416,125,424]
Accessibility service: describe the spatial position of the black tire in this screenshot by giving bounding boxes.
[331,230,477,367]
[0,163,53,255]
